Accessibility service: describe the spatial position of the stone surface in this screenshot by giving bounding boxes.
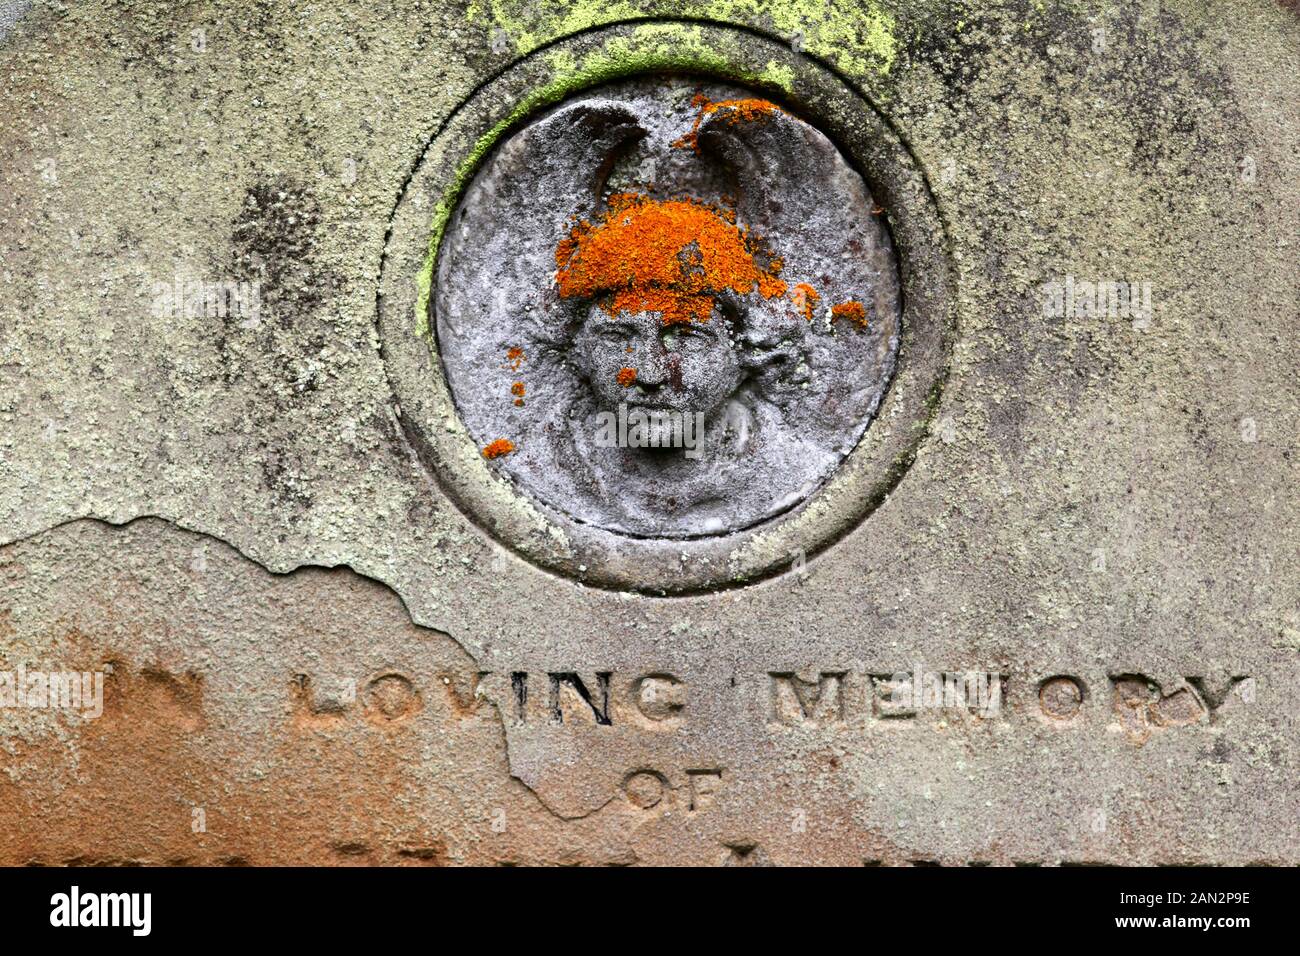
[436,77,900,537]
[0,0,1297,866]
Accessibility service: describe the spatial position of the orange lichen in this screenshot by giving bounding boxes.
[505,347,525,371]
[555,192,788,327]
[616,367,638,387]
[831,300,868,329]
[510,381,525,405]
[792,282,820,321]
[673,93,783,152]
[482,438,515,459]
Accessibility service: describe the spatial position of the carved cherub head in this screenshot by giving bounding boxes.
[556,192,802,438]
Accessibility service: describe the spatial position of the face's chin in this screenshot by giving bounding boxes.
[641,423,680,448]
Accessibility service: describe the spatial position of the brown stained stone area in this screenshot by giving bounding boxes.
[0,517,1292,866]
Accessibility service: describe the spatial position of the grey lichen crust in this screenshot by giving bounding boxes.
[435,77,901,537]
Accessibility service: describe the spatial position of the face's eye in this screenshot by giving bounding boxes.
[665,323,716,346]
[595,324,632,341]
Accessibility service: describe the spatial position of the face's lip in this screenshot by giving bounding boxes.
[626,401,688,413]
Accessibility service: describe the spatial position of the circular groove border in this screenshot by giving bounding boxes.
[377,20,955,595]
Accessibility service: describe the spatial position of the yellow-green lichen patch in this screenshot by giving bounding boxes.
[468,0,649,56]
[465,1,899,79]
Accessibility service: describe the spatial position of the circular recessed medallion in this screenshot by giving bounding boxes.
[436,77,901,538]
[377,24,953,593]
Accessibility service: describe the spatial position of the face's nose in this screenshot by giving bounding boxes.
[626,316,669,391]
[636,347,668,390]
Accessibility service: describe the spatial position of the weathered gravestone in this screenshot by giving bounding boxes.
[0,0,1296,865]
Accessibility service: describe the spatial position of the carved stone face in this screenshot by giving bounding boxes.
[435,76,903,536]
[573,304,742,432]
